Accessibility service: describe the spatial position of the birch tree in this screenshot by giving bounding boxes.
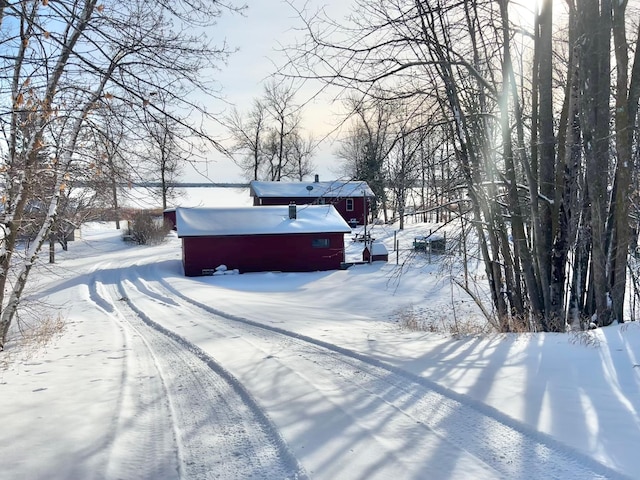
[0,0,239,349]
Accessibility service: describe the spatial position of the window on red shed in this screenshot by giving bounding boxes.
[312,238,330,248]
[346,198,354,211]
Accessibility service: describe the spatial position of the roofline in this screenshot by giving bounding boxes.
[249,180,375,198]
[175,204,352,237]
[178,229,352,238]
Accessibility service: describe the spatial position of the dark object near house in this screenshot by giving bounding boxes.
[352,232,374,243]
[413,237,427,251]
[175,204,351,276]
[163,208,177,230]
[363,241,389,262]
[413,235,446,253]
[249,177,375,226]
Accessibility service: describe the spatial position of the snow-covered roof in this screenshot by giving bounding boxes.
[250,180,375,198]
[176,205,352,237]
[367,241,389,255]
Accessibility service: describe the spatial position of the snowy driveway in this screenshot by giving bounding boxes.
[2,227,636,479]
[86,256,632,479]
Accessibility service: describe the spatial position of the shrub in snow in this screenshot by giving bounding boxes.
[215,264,228,272]
[569,330,601,348]
[127,211,172,246]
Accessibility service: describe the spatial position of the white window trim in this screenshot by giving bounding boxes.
[346,198,354,211]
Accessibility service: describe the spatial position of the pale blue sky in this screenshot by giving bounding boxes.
[193,0,547,184]
[192,0,353,183]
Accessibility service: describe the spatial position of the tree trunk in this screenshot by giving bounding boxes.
[608,0,634,323]
[578,0,612,326]
[537,0,560,327]
[498,0,542,325]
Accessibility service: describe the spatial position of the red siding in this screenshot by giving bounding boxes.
[363,249,389,262]
[182,232,346,276]
[332,197,368,226]
[255,196,369,225]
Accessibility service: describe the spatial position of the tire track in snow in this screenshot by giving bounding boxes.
[123,272,500,479]
[87,274,182,480]
[111,273,307,480]
[143,268,630,480]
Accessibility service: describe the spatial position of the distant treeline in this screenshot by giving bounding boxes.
[139,182,249,188]
[76,182,249,188]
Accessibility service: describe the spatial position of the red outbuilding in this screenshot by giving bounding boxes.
[249,177,375,226]
[363,241,389,263]
[163,208,176,230]
[175,204,352,276]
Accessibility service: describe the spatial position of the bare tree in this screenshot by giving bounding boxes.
[0,0,241,349]
[386,114,429,230]
[139,96,190,210]
[608,0,640,323]
[227,100,268,180]
[81,103,132,229]
[288,0,640,331]
[227,80,316,181]
[263,80,302,181]
[286,131,316,181]
[336,94,392,220]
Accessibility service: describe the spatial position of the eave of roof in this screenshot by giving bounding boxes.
[176,205,352,237]
[249,180,375,198]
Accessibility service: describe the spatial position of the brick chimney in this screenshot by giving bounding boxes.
[314,174,319,183]
[288,202,297,219]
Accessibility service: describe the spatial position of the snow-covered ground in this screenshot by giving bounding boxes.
[1,188,639,479]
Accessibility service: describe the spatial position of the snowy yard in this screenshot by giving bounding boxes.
[1,200,639,478]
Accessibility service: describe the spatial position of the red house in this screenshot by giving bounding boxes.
[249,177,375,226]
[175,204,351,276]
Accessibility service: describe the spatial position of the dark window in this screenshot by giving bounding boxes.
[346,198,354,211]
[312,238,330,248]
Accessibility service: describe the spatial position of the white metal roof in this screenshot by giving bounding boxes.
[176,205,352,237]
[249,180,375,198]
